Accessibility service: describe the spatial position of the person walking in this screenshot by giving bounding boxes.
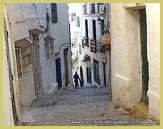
[73,71,79,89]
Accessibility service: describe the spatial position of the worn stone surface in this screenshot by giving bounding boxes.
[31,86,110,107]
[20,87,159,126]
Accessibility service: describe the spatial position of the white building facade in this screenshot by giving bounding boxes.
[4,3,72,108]
[68,3,82,77]
[78,3,110,88]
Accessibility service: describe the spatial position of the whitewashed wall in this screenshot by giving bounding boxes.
[111,3,160,120]
[6,3,72,106]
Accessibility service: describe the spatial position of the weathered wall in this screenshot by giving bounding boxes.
[19,65,36,106]
[3,4,21,125]
[7,3,41,106]
[3,36,14,126]
[111,3,160,120]
[145,3,160,120]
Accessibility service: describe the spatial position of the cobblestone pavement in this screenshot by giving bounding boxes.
[31,86,110,107]
[20,87,159,126]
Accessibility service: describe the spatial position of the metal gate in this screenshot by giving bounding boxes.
[4,19,18,125]
[32,42,43,98]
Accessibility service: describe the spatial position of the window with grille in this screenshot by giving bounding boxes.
[15,46,32,77]
[22,47,32,68]
[45,41,54,59]
[51,3,58,23]
[76,16,80,27]
[30,33,38,42]
[15,49,22,77]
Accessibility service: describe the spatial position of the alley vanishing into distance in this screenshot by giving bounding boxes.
[3,3,160,126]
[20,86,147,126]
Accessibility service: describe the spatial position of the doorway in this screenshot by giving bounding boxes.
[80,66,83,79]
[94,59,100,85]
[103,62,106,86]
[55,58,62,89]
[139,9,149,105]
[64,48,69,86]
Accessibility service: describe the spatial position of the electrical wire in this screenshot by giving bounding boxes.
[33,3,42,28]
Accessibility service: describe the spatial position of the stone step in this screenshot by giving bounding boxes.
[132,102,149,119]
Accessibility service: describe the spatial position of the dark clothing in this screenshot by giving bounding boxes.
[73,73,79,88]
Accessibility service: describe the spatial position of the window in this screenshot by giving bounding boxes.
[89,3,95,14]
[51,3,58,23]
[76,16,80,27]
[103,62,106,86]
[84,19,89,47]
[15,39,33,77]
[15,47,32,77]
[30,33,38,42]
[45,41,54,59]
[50,41,54,55]
[85,20,88,37]
[100,47,106,53]
[97,3,104,13]
[86,67,92,84]
[101,20,104,35]
[82,4,87,15]
[92,20,96,40]
[15,49,22,77]
[22,47,32,68]
[29,28,44,42]
[79,44,82,54]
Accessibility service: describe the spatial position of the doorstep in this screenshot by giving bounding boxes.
[132,102,149,119]
[43,83,58,97]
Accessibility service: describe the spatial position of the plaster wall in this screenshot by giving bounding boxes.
[145,3,160,120]
[3,4,21,123]
[111,3,160,120]
[3,36,14,126]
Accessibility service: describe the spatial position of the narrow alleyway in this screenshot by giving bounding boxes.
[3,3,160,126]
[19,86,152,126]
